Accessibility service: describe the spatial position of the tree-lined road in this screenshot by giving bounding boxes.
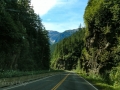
[1,72,98,90]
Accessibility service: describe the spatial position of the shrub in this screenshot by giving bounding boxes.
[110,64,120,89]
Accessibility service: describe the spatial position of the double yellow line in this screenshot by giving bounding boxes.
[51,73,70,90]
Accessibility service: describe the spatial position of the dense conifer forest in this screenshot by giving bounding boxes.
[0,0,50,71]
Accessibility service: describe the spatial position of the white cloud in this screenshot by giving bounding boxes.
[31,0,57,16]
[56,0,83,6]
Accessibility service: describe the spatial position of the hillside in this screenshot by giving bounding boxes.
[48,29,78,44]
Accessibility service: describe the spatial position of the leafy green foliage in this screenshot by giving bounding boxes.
[110,64,120,89]
[82,0,120,88]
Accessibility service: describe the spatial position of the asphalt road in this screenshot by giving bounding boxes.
[1,72,98,90]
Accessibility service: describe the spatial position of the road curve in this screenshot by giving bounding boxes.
[1,72,98,90]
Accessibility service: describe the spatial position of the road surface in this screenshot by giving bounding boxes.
[1,72,98,90]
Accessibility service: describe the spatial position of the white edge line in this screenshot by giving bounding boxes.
[75,73,98,90]
[80,77,98,90]
[2,74,57,90]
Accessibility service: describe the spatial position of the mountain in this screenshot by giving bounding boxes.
[48,30,60,44]
[48,29,78,44]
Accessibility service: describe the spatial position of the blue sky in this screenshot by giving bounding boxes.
[31,0,88,32]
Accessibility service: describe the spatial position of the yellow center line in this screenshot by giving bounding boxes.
[51,73,70,90]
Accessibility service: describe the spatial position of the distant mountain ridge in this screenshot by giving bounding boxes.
[48,29,78,44]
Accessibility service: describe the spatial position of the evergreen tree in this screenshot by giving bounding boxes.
[0,0,50,71]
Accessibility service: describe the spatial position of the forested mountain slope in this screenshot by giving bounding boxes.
[51,0,120,88]
[48,30,60,44]
[48,29,78,44]
[51,28,84,70]
[0,0,50,71]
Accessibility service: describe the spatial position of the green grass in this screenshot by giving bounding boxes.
[84,76,114,90]
[75,71,117,90]
[0,69,64,78]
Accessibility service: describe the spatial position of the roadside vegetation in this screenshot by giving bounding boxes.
[75,69,120,90]
[0,69,63,79]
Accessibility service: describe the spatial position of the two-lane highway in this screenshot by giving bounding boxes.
[1,72,98,90]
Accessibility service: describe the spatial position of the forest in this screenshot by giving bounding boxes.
[51,0,120,89]
[0,0,50,71]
